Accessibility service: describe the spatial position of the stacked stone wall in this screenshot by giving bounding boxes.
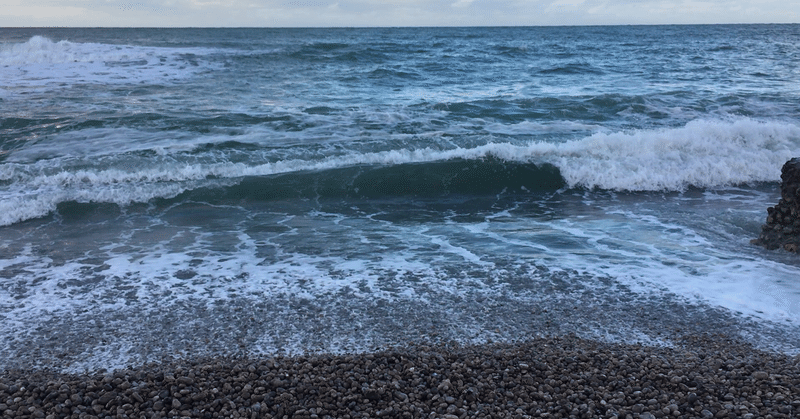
[752,157,800,253]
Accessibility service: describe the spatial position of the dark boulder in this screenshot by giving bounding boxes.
[752,158,800,252]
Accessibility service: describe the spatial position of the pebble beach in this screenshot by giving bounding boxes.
[3,334,799,419]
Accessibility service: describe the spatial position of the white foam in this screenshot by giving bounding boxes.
[538,211,800,325]
[426,235,495,267]
[0,222,503,337]
[549,118,800,190]
[0,36,85,65]
[0,36,215,89]
[4,128,198,163]
[451,187,800,328]
[483,119,606,136]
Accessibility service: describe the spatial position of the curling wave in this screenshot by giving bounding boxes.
[0,118,798,226]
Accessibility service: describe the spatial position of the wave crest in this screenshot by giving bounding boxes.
[550,118,800,191]
[1,118,798,226]
[0,36,79,65]
[0,36,214,86]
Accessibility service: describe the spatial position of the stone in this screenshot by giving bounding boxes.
[393,391,408,402]
[753,158,800,252]
[97,391,116,406]
[687,392,698,404]
[753,371,769,380]
[131,392,144,403]
[363,389,381,401]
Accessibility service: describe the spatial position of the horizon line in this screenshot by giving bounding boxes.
[2,22,799,29]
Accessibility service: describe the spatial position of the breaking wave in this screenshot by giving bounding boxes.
[1,118,798,226]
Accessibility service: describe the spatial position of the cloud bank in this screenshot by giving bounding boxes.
[1,0,797,27]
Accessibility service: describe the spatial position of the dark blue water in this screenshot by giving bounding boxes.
[2,26,800,372]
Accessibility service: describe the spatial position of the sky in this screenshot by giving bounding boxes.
[1,0,798,27]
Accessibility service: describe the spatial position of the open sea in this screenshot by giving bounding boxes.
[2,25,800,372]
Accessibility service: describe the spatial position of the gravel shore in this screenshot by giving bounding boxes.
[2,334,799,419]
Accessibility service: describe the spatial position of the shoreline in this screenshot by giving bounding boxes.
[3,334,799,419]
[5,266,800,375]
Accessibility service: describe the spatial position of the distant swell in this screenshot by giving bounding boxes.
[539,63,603,75]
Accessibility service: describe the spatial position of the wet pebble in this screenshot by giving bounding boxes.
[1,334,798,419]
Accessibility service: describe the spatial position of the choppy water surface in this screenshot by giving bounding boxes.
[1,26,800,372]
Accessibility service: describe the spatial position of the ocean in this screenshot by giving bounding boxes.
[1,25,799,373]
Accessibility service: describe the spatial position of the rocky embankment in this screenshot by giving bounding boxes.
[753,157,800,252]
[2,335,799,419]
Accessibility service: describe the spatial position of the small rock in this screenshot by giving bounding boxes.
[465,388,478,402]
[687,393,698,404]
[131,392,144,403]
[97,391,116,405]
[363,389,381,401]
[393,391,408,402]
[753,371,769,380]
